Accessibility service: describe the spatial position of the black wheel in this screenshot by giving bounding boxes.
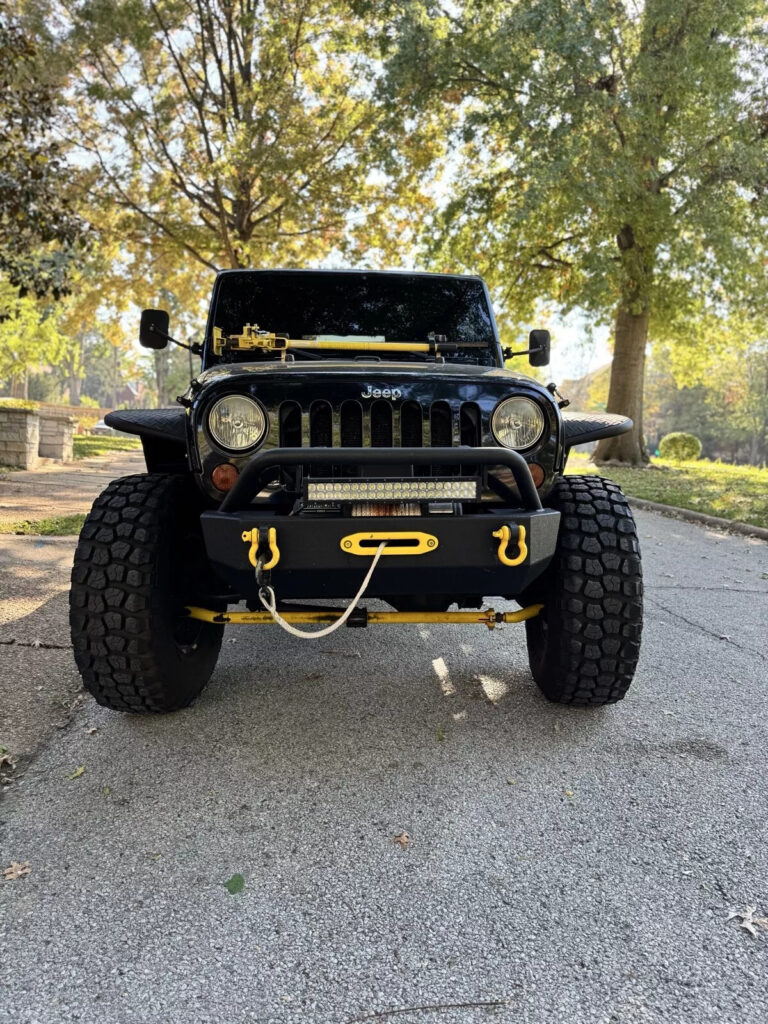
[70,474,224,713]
[523,474,642,706]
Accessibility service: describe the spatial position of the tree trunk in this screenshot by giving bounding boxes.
[154,349,169,407]
[594,303,650,465]
[68,374,82,405]
[10,370,28,399]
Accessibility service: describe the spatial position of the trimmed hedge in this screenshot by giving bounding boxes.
[659,431,702,461]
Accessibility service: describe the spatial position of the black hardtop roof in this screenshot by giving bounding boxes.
[214,267,485,283]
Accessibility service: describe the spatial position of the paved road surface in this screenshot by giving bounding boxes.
[1,511,767,1023]
[0,450,144,525]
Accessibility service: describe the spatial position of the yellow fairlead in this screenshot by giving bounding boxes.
[492,524,528,567]
[340,531,438,556]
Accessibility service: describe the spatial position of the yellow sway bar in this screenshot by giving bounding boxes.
[185,604,543,629]
[492,524,528,567]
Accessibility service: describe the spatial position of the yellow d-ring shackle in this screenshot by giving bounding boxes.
[492,524,528,567]
[241,527,281,570]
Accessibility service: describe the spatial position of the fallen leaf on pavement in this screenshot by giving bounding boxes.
[69,765,86,780]
[3,861,30,881]
[727,906,768,938]
[224,873,245,895]
[394,831,411,850]
[564,789,575,798]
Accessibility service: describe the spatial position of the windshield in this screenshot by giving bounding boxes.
[207,271,498,365]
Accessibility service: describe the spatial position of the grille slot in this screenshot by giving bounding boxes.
[370,400,393,447]
[400,401,422,447]
[460,403,481,447]
[430,401,452,447]
[279,401,302,447]
[340,401,363,447]
[309,401,332,447]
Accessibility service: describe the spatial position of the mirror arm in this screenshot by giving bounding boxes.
[147,323,202,355]
[503,346,534,359]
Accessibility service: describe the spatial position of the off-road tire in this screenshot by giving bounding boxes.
[524,474,642,706]
[70,474,224,712]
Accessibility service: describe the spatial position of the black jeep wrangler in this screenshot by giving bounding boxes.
[69,270,642,712]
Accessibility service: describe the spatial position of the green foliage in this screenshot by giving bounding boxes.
[223,873,245,895]
[73,435,141,459]
[0,514,86,536]
[381,0,768,462]
[659,432,702,461]
[0,397,37,411]
[0,3,86,297]
[386,0,768,328]
[0,280,68,385]
[567,452,768,529]
[65,0,436,272]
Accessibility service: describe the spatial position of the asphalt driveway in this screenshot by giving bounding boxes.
[1,512,767,1023]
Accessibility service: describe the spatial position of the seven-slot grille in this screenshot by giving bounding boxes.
[277,400,482,449]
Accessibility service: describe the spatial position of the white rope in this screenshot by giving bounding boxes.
[258,542,387,639]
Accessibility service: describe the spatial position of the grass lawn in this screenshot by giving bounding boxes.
[73,434,142,459]
[566,451,768,529]
[0,514,86,536]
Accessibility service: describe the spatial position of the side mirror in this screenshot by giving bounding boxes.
[528,329,550,367]
[139,309,170,349]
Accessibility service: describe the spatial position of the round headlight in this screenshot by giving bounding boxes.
[208,395,266,451]
[492,397,545,450]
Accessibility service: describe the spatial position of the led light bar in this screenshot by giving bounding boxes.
[305,478,479,503]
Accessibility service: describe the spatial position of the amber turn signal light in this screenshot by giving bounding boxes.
[528,462,545,488]
[211,463,239,492]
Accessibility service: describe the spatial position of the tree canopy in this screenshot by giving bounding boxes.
[0,1,86,297]
[381,0,768,461]
[65,0,438,272]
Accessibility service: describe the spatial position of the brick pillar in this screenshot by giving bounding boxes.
[38,413,75,461]
[0,408,40,469]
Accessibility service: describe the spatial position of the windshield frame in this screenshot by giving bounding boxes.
[202,269,504,369]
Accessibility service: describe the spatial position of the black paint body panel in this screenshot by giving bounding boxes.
[201,508,561,601]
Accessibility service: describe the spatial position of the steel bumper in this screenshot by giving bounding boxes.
[200,508,561,600]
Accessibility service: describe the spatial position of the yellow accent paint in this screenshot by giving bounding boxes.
[241,526,281,569]
[492,524,528,567]
[214,323,444,356]
[339,531,439,556]
[185,604,543,628]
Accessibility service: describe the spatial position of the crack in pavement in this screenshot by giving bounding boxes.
[645,595,768,663]
[0,638,73,650]
[648,585,768,594]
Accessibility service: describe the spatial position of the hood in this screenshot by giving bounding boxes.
[195,359,545,391]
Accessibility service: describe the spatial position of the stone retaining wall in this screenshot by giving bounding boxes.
[39,413,75,461]
[0,408,40,469]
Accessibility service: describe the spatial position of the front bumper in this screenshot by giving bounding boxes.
[201,446,559,602]
[201,509,560,601]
